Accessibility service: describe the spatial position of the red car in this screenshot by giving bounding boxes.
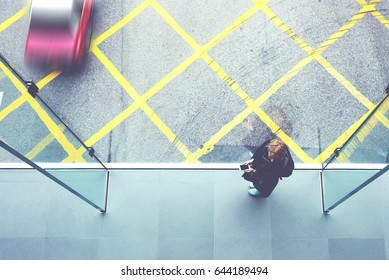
[24,0,94,68]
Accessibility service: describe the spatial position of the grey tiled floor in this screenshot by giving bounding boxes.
[0,169,388,260]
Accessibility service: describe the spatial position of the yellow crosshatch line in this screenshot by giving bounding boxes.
[83,1,263,163]
[0,6,28,33]
[254,0,389,162]
[68,0,389,163]
[91,1,149,48]
[25,123,66,160]
[0,61,84,162]
[0,69,62,119]
[91,47,195,161]
[151,0,313,162]
[336,96,389,162]
[64,2,262,162]
[0,96,26,121]
[1,0,388,164]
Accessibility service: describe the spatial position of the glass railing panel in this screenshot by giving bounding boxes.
[329,95,389,164]
[322,169,379,211]
[322,93,389,212]
[49,169,108,210]
[1,54,107,212]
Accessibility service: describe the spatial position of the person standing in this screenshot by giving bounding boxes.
[241,139,294,197]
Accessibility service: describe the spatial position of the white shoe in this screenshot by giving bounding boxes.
[248,189,261,196]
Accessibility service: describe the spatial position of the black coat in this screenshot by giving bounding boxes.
[245,140,288,197]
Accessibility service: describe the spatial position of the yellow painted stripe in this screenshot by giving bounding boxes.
[259,2,369,109]
[88,3,262,163]
[36,71,62,89]
[256,56,314,107]
[84,0,387,164]
[150,0,201,52]
[184,2,317,162]
[371,11,389,28]
[0,61,85,162]
[315,94,389,162]
[75,50,202,162]
[152,1,312,161]
[356,0,381,6]
[142,52,200,101]
[92,47,140,101]
[89,2,265,163]
[315,56,374,109]
[326,96,389,162]
[189,104,314,163]
[258,4,313,54]
[262,1,389,133]
[0,6,28,33]
[91,1,149,47]
[355,0,368,5]
[191,52,315,163]
[92,46,194,160]
[82,51,200,151]
[253,106,314,162]
[314,109,372,163]
[356,0,389,28]
[188,111,252,163]
[374,111,389,128]
[85,103,139,147]
[202,0,382,163]
[0,96,26,121]
[315,55,389,128]
[25,123,66,160]
[152,0,260,54]
[315,11,367,55]
[0,71,61,133]
[203,6,260,51]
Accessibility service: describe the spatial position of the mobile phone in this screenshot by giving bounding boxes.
[240,164,249,170]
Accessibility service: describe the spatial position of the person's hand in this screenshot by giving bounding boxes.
[244,159,254,165]
[244,168,256,173]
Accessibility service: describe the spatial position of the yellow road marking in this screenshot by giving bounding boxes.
[203,6,260,51]
[36,71,62,88]
[357,97,389,142]
[0,61,85,162]
[196,54,315,163]
[371,11,389,28]
[0,96,26,121]
[25,123,66,160]
[62,0,389,163]
[355,0,381,7]
[66,50,202,162]
[327,95,389,162]
[84,3,263,162]
[355,0,368,5]
[0,6,28,33]
[92,1,149,47]
[0,71,62,122]
[258,4,313,54]
[152,0,313,162]
[150,0,201,52]
[92,46,194,160]
[314,109,372,163]
[258,0,389,162]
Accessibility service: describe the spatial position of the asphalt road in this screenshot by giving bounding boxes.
[1,0,389,164]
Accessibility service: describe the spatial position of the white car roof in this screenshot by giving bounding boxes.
[30,0,83,27]
[31,0,76,16]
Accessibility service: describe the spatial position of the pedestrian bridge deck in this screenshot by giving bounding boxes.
[0,168,387,260]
